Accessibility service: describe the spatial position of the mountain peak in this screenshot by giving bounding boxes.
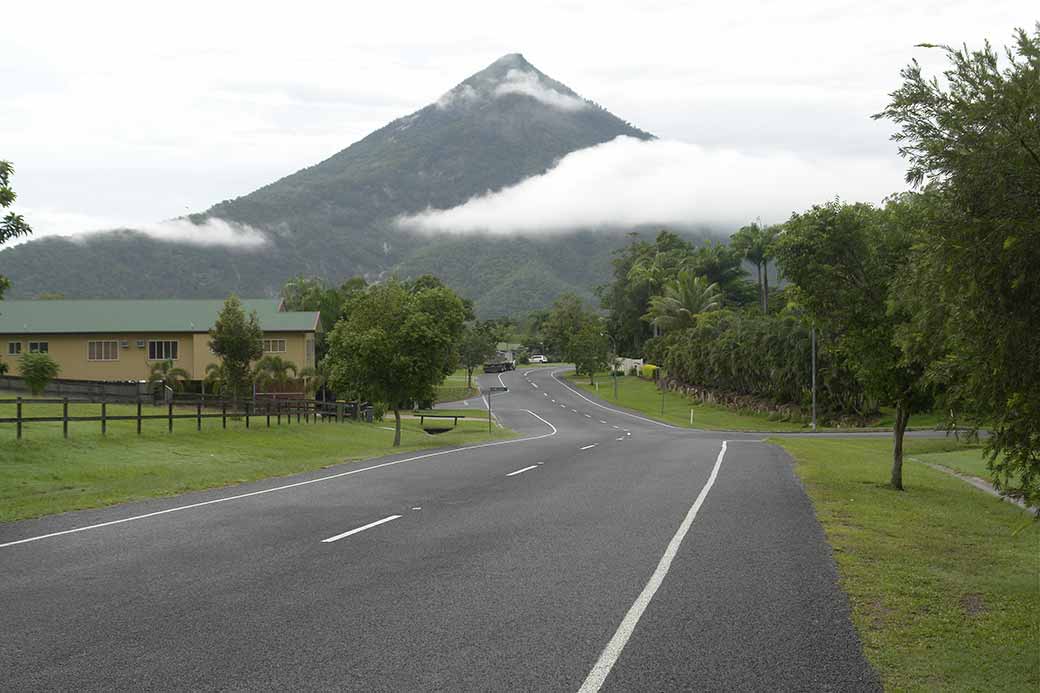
[436,52,587,112]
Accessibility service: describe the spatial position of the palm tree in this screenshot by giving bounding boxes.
[299,363,329,403]
[642,270,722,332]
[203,362,228,397]
[147,359,190,394]
[730,222,779,312]
[253,355,298,392]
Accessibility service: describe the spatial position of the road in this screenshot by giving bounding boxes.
[1,367,879,691]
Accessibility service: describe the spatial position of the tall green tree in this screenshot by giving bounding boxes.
[324,280,467,446]
[543,292,594,360]
[731,222,778,312]
[569,321,610,385]
[458,322,499,388]
[642,270,721,332]
[0,161,33,300]
[208,295,264,401]
[875,26,1040,507]
[682,241,754,306]
[776,198,931,490]
[19,353,60,395]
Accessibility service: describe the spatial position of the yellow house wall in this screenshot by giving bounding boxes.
[1,332,315,382]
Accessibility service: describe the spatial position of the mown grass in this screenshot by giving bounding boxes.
[773,436,1039,692]
[567,373,944,433]
[913,448,991,478]
[0,397,513,523]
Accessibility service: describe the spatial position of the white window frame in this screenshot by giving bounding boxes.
[28,341,49,353]
[147,340,179,361]
[7,341,21,355]
[88,340,119,361]
[262,338,286,353]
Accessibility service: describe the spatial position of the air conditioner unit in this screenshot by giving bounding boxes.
[136,340,145,348]
[120,340,130,349]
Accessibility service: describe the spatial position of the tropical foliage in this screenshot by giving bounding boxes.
[643,271,721,332]
[0,160,32,300]
[18,352,60,396]
[208,295,264,401]
[253,356,298,392]
[147,360,190,394]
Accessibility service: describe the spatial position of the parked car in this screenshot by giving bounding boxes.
[529,354,548,363]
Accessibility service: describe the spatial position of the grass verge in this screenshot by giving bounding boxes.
[772,436,1039,691]
[567,373,943,433]
[0,404,514,523]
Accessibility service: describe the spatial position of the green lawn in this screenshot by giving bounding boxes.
[567,373,945,433]
[772,436,1039,691]
[0,397,513,523]
[912,448,995,479]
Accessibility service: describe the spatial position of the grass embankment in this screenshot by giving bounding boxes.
[773,437,1039,691]
[913,448,992,479]
[567,373,943,432]
[434,368,479,403]
[0,396,513,523]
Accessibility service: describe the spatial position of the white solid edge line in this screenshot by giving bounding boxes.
[580,444,597,450]
[532,382,539,389]
[577,441,728,693]
[0,409,558,550]
[321,514,401,543]
[506,464,539,477]
[551,369,680,429]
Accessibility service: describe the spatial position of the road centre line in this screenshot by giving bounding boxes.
[506,465,539,477]
[0,409,558,550]
[580,444,597,450]
[584,414,592,418]
[532,382,539,388]
[321,514,401,543]
[600,420,607,424]
[551,369,682,429]
[578,441,729,692]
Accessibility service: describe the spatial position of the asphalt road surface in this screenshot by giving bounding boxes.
[1,367,880,691]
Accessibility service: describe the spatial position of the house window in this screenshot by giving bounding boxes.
[7,342,21,355]
[88,341,119,361]
[262,339,286,353]
[29,341,49,353]
[148,340,179,360]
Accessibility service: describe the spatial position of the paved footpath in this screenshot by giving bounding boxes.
[1,367,879,691]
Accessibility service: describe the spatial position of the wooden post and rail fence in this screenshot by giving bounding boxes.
[0,394,371,440]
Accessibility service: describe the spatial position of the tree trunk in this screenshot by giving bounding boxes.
[891,402,909,490]
[589,371,595,385]
[756,263,765,313]
[393,408,402,447]
[763,261,770,312]
[467,366,473,389]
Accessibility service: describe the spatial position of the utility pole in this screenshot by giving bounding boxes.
[811,323,817,431]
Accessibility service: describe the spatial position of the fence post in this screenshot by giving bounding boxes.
[337,402,344,423]
[168,400,173,433]
[266,401,271,428]
[246,400,251,429]
[16,397,22,440]
[305,401,309,424]
[222,400,227,429]
[137,397,142,435]
[196,401,202,432]
[101,398,107,436]
[63,397,69,438]
[277,400,282,426]
[296,402,301,424]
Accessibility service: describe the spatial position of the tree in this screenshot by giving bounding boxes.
[299,364,329,402]
[203,363,229,397]
[19,352,60,395]
[458,322,499,388]
[324,280,467,446]
[776,198,931,490]
[281,275,368,360]
[642,270,721,332]
[0,161,33,300]
[569,322,610,385]
[543,292,594,359]
[253,355,298,392]
[682,241,752,305]
[208,295,264,401]
[147,360,190,394]
[875,26,1040,507]
[731,222,778,313]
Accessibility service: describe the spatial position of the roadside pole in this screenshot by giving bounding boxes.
[484,385,508,434]
[811,323,817,431]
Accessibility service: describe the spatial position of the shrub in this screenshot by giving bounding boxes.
[19,352,61,395]
[641,364,660,380]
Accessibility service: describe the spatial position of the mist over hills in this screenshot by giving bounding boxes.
[0,54,701,316]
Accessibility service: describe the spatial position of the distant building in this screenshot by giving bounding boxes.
[0,299,319,382]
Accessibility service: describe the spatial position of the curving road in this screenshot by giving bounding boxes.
[0,367,879,691]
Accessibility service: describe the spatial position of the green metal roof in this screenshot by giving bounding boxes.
[0,299,320,335]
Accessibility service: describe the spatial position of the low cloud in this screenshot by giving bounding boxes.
[494,69,587,111]
[7,208,269,248]
[399,136,904,234]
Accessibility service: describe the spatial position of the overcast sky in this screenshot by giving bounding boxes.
[2,0,1032,242]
